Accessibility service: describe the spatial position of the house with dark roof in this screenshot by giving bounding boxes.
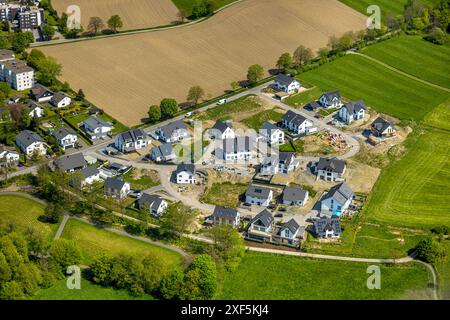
[50,91,71,108]
[371,117,396,137]
[319,90,343,109]
[339,100,366,124]
[30,84,54,103]
[210,206,240,228]
[156,120,190,143]
[54,153,87,172]
[175,163,196,184]
[217,136,253,161]
[149,143,176,163]
[27,101,44,118]
[282,187,309,206]
[114,129,149,153]
[82,117,113,140]
[274,74,301,94]
[0,145,19,166]
[260,122,284,145]
[320,182,355,217]
[273,218,305,246]
[53,127,78,150]
[313,216,342,238]
[70,166,101,188]
[304,101,320,111]
[136,193,168,217]
[209,120,235,140]
[316,157,346,182]
[104,177,130,199]
[15,130,46,156]
[260,152,298,175]
[282,110,317,136]
[246,209,274,242]
[245,185,273,207]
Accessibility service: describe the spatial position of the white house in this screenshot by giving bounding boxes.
[27,102,44,118]
[319,91,343,109]
[210,206,240,228]
[53,127,78,150]
[282,110,317,136]
[371,117,396,137]
[0,59,34,91]
[30,84,54,103]
[217,136,253,161]
[175,163,196,184]
[246,209,274,242]
[114,129,149,153]
[82,118,113,140]
[274,74,301,94]
[72,166,101,188]
[245,185,273,207]
[313,217,342,238]
[104,177,130,199]
[316,157,346,182]
[149,143,176,163]
[320,182,355,217]
[260,152,298,175]
[15,130,46,156]
[282,187,309,206]
[156,120,190,143]
[209,120,235,140]
[260,122,284,145]
[50,92,72,108]
[136,193,168,218]
[339,101,366,124]
[273,219,304,246]
[0,146,19,165]
[54,153,87,172]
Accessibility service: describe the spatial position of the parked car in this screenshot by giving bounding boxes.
[274,213,283,218]
[185,112,193,118]
[216,99,228,105]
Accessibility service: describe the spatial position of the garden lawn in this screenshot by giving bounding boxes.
[241,108,284,131]
[363,127,450,229]
[284,87,322,107]
[423,99,450,131]
[361,36,450,89]
[60,218,183,266]
[33,277,153,300]
[297,54,449,121]
[195,95,262,121]
[0,195,57,241]
[217,252,431,299]
[200,182,247,208]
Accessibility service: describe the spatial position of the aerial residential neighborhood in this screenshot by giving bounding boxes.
[0,0,448,309]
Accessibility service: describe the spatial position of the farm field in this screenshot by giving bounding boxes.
[33,277,153,300]
[217,252,431,299]
[52,0,179,31]
[60,218,183,266]
[361,36,450,88]
[0,195,57,241]
[296,54,449,121]
[41,0,366,126]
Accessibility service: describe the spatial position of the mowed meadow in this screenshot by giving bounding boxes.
[52,0,179,30]
[41,0,367,125]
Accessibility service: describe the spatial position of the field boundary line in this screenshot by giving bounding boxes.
[347,52,450,93]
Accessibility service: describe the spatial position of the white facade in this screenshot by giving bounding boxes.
[274,79,301,94]
[28,105,44,118]
[283,118,317,136]
[339,106,365,124]
[17,140,46,156]
[0,150,19,163]
[245,192,273,207]
[261,128,284,145]
[52,96,72,108]
[56,133,78,150]
[176,171,196,184]
[152,200,168,217]
[0,60,34,91]
[319,93,343,109]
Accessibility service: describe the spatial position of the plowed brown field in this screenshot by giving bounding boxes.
[42,0,366,125]
[52,0,179,30]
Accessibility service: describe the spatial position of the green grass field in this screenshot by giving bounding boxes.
[361,36,450,88]
[436,241,450,299]
[33,278,153,300]
[217,252,431,299]
[60,218,183,266]
[241,108,284,131]
[200,182,247,208]
[0,195,57,240]
[195,95,261,121]
[297,54,449,121]
[172,0,237,16]
[284,87,322,107]
[363,127,450,229]
[424,99,450,130]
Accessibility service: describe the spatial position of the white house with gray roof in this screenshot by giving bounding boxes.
[136,193,168,217]
[282,187,309,206]
[320,182,355,217]
[371,117,396,137]
[149,143,176,163]
[339,100,366,124]
[104,177,130,199]
[246,209,274,242]
[319,91,343,109]
[0,59,34,91]
[260,122,284,145]
[274,74,301,94]
[282,110,317,136]
[31,84,54,103]
[53,127,78,150]
[313,216,342,238]
[54,153,87,172]
[71,166,101,188]
[0,145,19,165]
[114,129,149,153]
[27,101,44,118]
[245,185,273,207]
[209,120,235,140]
[50,92,71,108]
[175,163,196,184]
[15,130,46,156]
[316,157,346,182]
[260,152,298,175]
[273,219,305,246]
[156,120,190,143]
[82,117,113,140]
[217,136,253,161]
[210,206,240,228]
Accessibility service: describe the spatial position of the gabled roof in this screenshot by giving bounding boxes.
[313,217,341,235]
[27,101,43,111]
[322,182,354,205]
[282,110,307,127]
[279,152,294,164]
[261,155,279,167]
[55,153,87,171]
[158,120,187,138]
[16,130,43,148]
[151,143,173,158]
[343,100,366,114]
[305,101,320,110]
[245,185,272,200]
[282,187,308,202]
[83,117,112,129]
[280,218,300,234]
[137,193,164,211]
[31,84,53,99]
[79,166,99,179]
[223,136,252,154]
[53,127,76,140]
[261,122,280,136]
[50,91,71,105]
[176,163,195,175]
[371,117,394,133]
[117,128,147,144]
[317,157,345,174]
[212,120,233,134]
[275,74,298,86]
[321,90,341,101]
[104,177,128,191]
[212,206,239,220]
[251,209,274,227]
